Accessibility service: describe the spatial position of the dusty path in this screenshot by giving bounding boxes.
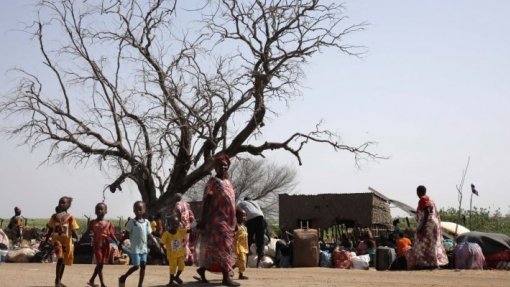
[0,263,508,287]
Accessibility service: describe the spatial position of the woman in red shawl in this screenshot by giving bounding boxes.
[412,185,448,269]
[195,154,239,286]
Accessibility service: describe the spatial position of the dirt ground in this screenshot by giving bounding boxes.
[0,263,509,287]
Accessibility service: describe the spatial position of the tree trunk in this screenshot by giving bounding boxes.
[134,174,159,215]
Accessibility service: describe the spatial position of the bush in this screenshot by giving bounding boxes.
[439,207,510,236]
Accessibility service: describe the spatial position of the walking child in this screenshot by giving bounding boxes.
[87,202,118,287]
[43,196,79,287]
[160,215,190,286]
[233,208,249,280]
[119,201,159,287]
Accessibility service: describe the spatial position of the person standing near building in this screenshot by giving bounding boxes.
[237,197,265,267]
[413,185,448,269]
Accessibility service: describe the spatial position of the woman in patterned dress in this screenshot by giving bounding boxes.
[413,185,448,269]
[195,154,239,286]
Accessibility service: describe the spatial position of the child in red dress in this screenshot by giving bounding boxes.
[87,202,118,287]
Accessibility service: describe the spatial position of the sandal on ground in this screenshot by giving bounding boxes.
[118,276,126,287]
[193,268,209,283]
[87,282,99,287]
[173,277,183,285]
[192,276,209,283]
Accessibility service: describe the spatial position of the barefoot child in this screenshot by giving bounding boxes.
[119,201,159,287]
[234,208,249,280]
[160,215,190,286]
[87,202,118,287]
[43,196,80,287]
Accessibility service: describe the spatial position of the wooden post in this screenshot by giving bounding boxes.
[469,191,474,230]
[455,157,470,236]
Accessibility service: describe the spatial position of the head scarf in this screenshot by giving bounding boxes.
[417,195,431,211]
[215,153,231,166]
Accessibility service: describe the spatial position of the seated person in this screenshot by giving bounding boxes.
[396,232,412,257]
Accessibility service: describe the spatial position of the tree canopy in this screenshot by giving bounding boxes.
[1,0,381,212]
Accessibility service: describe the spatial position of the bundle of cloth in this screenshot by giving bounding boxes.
[456,231,510,269]
[247,238,277,268]
[5,248,37,263]
[0,229,10,248]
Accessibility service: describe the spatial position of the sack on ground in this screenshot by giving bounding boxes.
[454,242,485,269]
[247,254,274,268]
[267,238,277,257]
[319,250,332,267]
[351,254,370,270]
[332,248,352,269]
[5,248,36,263]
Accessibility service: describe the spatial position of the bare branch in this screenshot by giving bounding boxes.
[1,0,380,213]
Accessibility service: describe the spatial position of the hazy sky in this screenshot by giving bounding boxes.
[1,1,509,220]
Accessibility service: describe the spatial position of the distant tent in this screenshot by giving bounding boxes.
[456,232,510,256]
[441,221,470,238]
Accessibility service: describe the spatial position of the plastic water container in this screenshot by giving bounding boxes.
[0,249,8,263]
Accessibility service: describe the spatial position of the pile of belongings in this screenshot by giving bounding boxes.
[247,238,278,268]
[456,232,510,269]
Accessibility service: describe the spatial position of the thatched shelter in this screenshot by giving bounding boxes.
[278,190,392,231]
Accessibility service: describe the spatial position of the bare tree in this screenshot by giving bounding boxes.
[186,157,297,218]
[1,0,382,213]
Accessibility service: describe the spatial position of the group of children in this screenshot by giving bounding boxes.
[43,196,250,287]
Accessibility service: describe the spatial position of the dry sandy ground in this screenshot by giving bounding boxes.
[0,263,509,287]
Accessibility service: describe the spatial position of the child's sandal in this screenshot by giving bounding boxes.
[173,277,183,285]
[118,276,126,287]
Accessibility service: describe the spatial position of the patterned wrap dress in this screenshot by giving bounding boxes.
[413,195,449,268]
[196,176,237,273]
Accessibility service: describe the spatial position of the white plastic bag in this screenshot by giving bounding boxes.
[267,238,277,257]
[247,254,258,268]
[351,254,370,270]
[247,254,274,268]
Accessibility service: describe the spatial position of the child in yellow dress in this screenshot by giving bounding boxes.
[234,207,249,280]
[43,196,80,287]
[160,215,189,286]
